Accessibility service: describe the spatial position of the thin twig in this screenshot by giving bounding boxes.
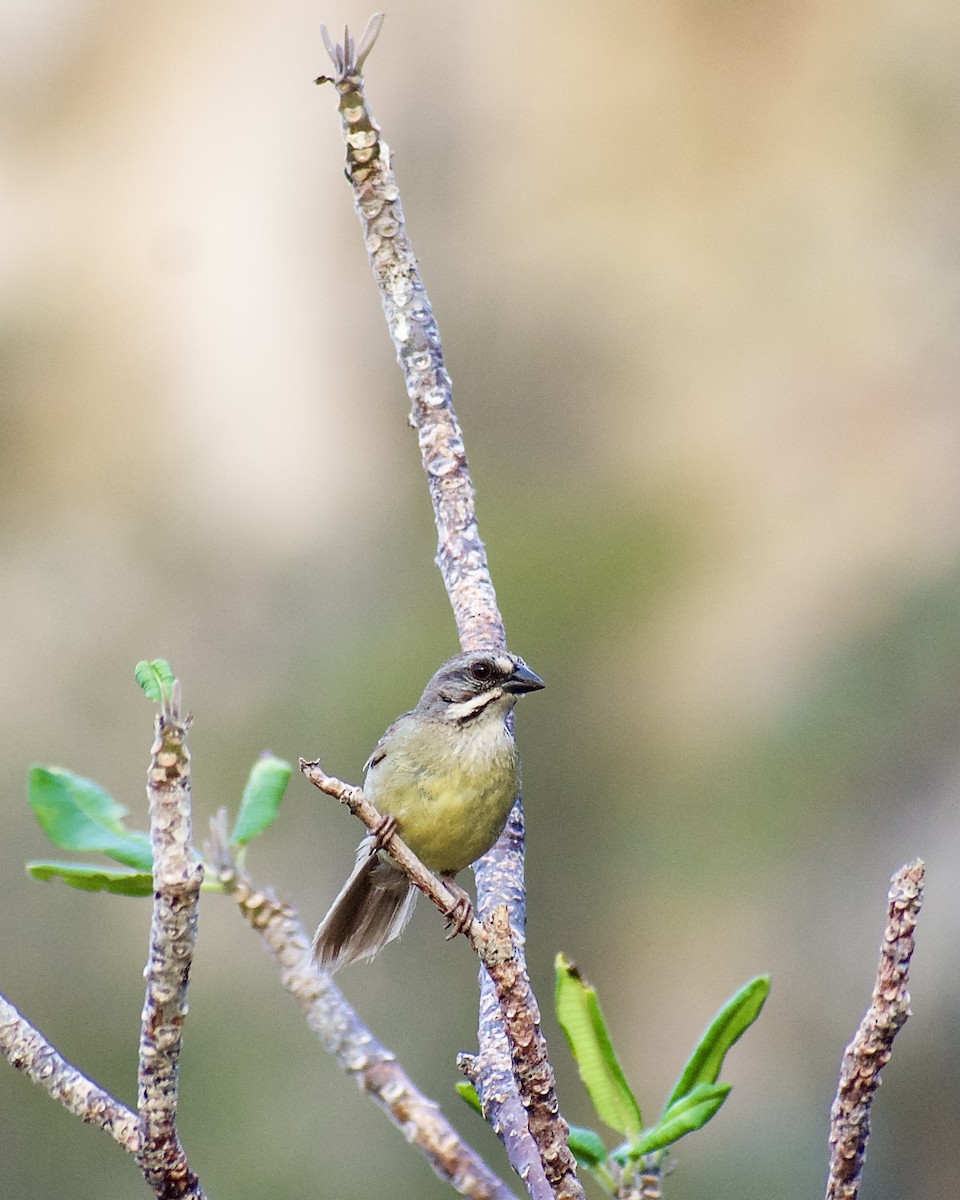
[470,802,552,1195]
[300,761,487,946]
[302,760,584,1200]
[137,681,206,1199]
[205,813,517,1200]
[0,993,139,1152]
[825,859,924,1200]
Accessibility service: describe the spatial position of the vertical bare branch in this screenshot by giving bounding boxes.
[137,682,206,1199]
[470,806,553,1198]
[0,994,139,1152]
[314,19,582,1200]
[316,14,503,655]
[825,859,924,1200]
[204,817,518,1200]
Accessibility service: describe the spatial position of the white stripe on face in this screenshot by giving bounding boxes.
[444,688,505,725]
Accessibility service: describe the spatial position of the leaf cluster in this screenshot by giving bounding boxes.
[26,660,291,895]
[460,956,769,1196]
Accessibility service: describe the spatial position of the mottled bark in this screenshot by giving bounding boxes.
[825,860,924,1200]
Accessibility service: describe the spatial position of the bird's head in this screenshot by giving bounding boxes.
[419,651,544,723]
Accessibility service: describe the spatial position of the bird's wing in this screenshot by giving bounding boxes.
[362,708,415,774]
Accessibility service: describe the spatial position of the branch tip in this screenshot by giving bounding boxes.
[317,13,384,82]
[824,859,924,1200]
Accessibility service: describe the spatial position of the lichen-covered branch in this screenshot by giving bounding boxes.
[302,759,583,1200]
[316,14,502,655]
[0,993,139,1152]
[825,859,924,1200]
[137,682,206,1199]
[315,19,577,1200]
[204,814,517,1200]
[470,806,553,1200]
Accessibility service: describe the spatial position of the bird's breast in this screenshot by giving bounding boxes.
[365,715,520,874]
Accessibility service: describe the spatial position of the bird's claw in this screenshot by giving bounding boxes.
[442,881,474,940]
[371,813,398,852]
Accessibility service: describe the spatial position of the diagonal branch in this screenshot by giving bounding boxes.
[301,761,489,949]
[825,859,924,1200]
[0,993,139,1152]
[204,813,518,1200]
[137,681,206,1199]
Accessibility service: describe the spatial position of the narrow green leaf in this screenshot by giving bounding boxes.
[28,766,153,870]
[455,1081,484,1116]
[230,754,292,846]
[27,861,155,897]
[555,952,643,1138]
[134,659,175,703]
[621,1083,731,1157]
[664,975,770,1113]
[567,1125,609,1170]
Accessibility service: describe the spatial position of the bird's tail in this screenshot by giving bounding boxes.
[312,844,417,971]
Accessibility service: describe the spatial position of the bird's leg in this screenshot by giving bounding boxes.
[440,875,474,940]
[370,812,398,852]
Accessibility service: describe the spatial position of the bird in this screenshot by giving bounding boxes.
[312,650,545,970]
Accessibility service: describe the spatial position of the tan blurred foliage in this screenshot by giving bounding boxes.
[1,3,958,1198]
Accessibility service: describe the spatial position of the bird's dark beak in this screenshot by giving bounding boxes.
[502,662,545,694]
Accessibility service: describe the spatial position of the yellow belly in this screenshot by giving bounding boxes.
[365,716,520,874]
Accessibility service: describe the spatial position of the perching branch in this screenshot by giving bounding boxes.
[301,761,489,948]
[205,814,517,1200]
[137,682,206,1200]
[0,994,139,1152]
[825,859,924,1200]
[315,18,580,1200]
[301,760,584,1200]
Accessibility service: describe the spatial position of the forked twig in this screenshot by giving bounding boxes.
[317,12,384,82]
[2,683,207,1198]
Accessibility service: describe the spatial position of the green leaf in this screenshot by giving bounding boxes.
[555,952,643,1138]
[455,1081,483,1116]
[567,1125,610,1170]
[134,659,175,703]
[27,861,154,897]
[231,754,292,846]
[664,975,770,1113]
[28,766,153,871]
[617,1083,731,1158]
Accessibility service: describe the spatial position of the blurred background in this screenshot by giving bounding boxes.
[1,1,958,1196]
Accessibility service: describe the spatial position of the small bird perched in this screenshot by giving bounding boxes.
[312,650,544,970]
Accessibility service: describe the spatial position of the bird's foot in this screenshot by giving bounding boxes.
[370,813,398,852]
[442,878,474,940]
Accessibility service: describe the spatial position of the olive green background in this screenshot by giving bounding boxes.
[2,2,959,1197]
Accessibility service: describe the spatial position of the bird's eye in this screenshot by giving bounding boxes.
[470,660,493,682]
